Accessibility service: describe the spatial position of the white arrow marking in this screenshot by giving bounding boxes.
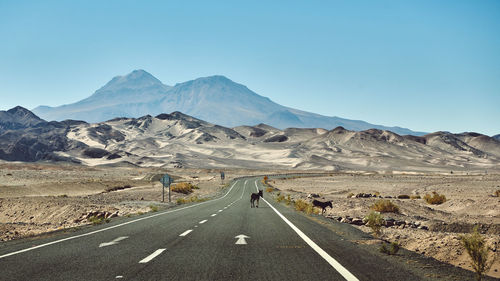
[99,236,129,248]
[139,249,166,263]
[235,234,250,245]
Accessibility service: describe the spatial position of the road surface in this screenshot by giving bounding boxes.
[0,177,486,280]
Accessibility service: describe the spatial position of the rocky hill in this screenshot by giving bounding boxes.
[1,107,499,172]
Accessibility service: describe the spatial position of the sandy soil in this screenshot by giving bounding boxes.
[0,162,263,241]
[270,172,500,278]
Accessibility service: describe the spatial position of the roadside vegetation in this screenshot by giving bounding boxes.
[176,195,209,204]
[171,182,199,194]
[460,226,496,281]
[364,211,384,237]
[423,191,447,205]
[380,242,400,255]
[370,199,400,213]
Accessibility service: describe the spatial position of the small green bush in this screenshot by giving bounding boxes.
[149,205,159,212]
[370,199,399,213]
[380,242,400,255]
[88,216,104,225]
[424,192,447,205]
[177,198,186,204]
[364,211,384,236]
[460,226,495,281]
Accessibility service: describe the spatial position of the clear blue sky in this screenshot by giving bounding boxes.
[1,0,499,135]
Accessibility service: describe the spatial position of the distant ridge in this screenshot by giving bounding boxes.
[1,107,499,171]
[33,70,426,135]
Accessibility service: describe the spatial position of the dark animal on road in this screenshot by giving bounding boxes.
[312,199,333,215]
[250,190,263,208]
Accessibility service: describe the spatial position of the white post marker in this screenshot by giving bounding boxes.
[99,236,129,248]
[234,234,250,245]
[254,180,359,281]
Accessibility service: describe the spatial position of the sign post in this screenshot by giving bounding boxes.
[160,174,173,203]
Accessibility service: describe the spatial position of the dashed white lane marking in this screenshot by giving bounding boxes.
[139,249,166,264]
[218,210,223,212]
[179,230,193,237]
[199,219,208,224]
[0,181,240,259]
[211,214,217,217]
[224,207,227,209]
[254,180,359,281]
[115,276,123,279]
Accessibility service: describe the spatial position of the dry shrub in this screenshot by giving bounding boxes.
[493,190,500,197]
[424,192,447,205]
[176,198,186,204]
[410,195,421,199]
[460,226,496,281]
[294,200,319,215]
[285,195,292,206]
[347,193,354,198]
[266,187,274,193]
[364,211,384,236]
[294,199,309,212]
[371,199,399,213]
[171,182,198,194]
[397,194,410,199]
[380,242,400,255]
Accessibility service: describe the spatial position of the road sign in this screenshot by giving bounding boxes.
[159,174,173,202]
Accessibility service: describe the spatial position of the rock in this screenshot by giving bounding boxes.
[307,193,320,199]
[351,218,364,226]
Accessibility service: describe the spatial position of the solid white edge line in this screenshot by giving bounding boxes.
[179,230,193,237]
[254,180,359,281]
[0,181,240,259]
[139,248,166,263]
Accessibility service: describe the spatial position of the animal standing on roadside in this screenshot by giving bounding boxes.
[312,199,333,215]
[250,190,263,208]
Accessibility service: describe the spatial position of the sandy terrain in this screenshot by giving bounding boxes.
[0,162,264,241]
[270,172,500,278]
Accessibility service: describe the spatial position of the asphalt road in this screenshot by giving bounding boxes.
[0,178,488,281]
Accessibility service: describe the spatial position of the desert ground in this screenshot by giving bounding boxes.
[0,162,269,241]
[269,172,500,279]
[1,162,499,278]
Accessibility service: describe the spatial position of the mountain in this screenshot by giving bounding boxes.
[33,70,426,136]
[493,134,500,141]
[1,107,499,171]
[33,70,171,123]
[0,106,45,133]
